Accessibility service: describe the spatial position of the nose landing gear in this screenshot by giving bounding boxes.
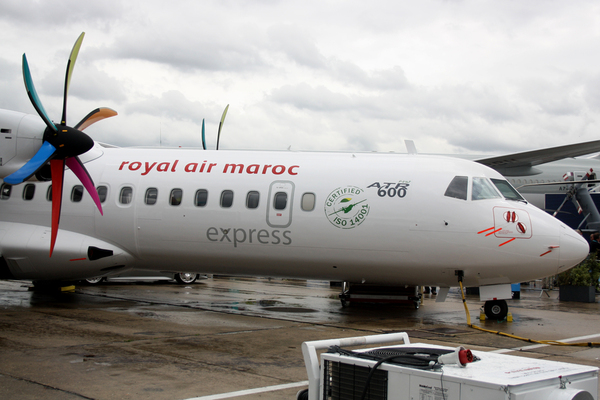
[484,299,508,321]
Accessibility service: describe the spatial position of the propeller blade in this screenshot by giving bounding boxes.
[216,104,229,150]
[74,107,118,131]
[22,54,57,132]
[66,157,103,216]
[49,159,65,257]
[572,197,584,215]
[201,119,206,150]
[3,141,56,185]
[61,32,85,125]
[552,194,571,217]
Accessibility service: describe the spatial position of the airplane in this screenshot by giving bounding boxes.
[0,34,590,322]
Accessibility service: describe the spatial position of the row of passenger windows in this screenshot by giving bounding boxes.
[0,183,317,211]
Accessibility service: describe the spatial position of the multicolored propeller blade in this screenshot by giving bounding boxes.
[61,32,85,125]
[74,108,118,131]
[66,157,103,216]
[22,54,56,132]
[4,141,56,184]
[216,104,229,150]
[201,119,206,150]
[50,159,66,257]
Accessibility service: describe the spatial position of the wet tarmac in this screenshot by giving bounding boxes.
[0,277,599,399]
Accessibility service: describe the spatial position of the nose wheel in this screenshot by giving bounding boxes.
[484,300,508,320]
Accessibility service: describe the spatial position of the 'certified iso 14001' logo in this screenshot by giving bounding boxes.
[325,186,370,229]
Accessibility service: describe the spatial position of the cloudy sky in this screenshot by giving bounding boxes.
[1,0,599,155]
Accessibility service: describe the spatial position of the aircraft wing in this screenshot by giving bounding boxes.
[476,140,600,176]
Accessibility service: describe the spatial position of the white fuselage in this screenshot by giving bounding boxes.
[0,144,589,286]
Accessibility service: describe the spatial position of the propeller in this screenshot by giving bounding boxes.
[215,104,229,150]
[3,32,117,256]
[550,170,592,217]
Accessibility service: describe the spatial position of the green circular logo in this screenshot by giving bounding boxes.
[324,186,370,229]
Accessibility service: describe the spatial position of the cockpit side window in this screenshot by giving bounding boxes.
[491,179,526,202]
[472,177,501,200]
[444,176,468,200]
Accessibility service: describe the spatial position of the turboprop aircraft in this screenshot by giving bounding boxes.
[0,34,590,321]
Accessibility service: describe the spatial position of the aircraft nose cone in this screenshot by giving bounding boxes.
[558,226,589,273]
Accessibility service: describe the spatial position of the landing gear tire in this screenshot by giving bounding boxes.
[484,300,508,320]
[84,277,104,285]
[175,273,198,284]
[296,389,309,400]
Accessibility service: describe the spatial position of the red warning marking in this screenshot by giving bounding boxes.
[540,250,552,257]
[478,227,495,234]
[486,228,502,236]
[69,258,87,261]
[499,238,516,247]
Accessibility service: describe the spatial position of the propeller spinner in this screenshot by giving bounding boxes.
[3,33,117,256]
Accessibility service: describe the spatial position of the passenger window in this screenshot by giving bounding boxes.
[444,176,468,200]
[119,187,133,204]
[195,189,208,207]
[274,192,287,210]
[170,189,183,206]
[471,177,501,201]
[145,188,158,205]
[46,186,52,201]
[301,193,316,211]
[23,184,35,200]
[71,185,83,202]
[1,184,11,200]
[246,191,260,209]
[97,186,108,203]
[220,190,234,208]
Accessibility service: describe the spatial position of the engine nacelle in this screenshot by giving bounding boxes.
[0,109,46,180]
[0,222,136,281]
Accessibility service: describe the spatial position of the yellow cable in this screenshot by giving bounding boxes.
[458,281,600,348]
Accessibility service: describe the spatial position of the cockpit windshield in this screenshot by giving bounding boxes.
[471,177,501,201]
[491,178,526,202]
[444,176,527,202]
[444,176,468,200]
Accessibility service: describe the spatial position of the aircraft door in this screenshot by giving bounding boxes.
[267,181,294,228]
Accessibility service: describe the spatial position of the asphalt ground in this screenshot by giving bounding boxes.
[0,277,599,399]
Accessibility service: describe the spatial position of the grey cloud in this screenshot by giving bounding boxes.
[125,90,208,123]
[269,83,357,112]
[267,24,327,69]
[0,0,124,26]
[330,60,409,90]
[39,63,127,103]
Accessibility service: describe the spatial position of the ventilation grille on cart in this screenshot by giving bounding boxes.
[323,360,388,400]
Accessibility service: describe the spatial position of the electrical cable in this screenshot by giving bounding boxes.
[458,280,600,347]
